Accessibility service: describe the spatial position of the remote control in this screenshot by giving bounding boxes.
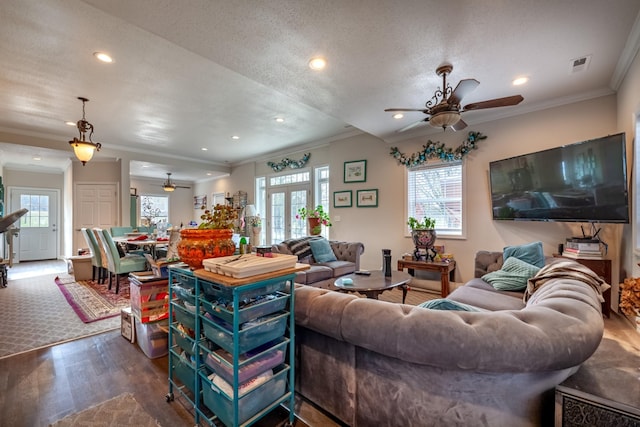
[354,270,371,275]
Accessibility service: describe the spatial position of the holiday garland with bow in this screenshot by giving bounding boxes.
[390,131,487,167]
[267,153,311,172]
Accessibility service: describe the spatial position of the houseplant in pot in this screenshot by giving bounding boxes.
[407,216,437,249]
[297,205,332,235]
[177,204,238,269]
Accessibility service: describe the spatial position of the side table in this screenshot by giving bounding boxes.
[397,259,456,297]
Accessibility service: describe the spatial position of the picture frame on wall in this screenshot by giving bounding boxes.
[357,189,378,207]
[194,195,207,210]
[344,160,367,183]
[333,190,352,208]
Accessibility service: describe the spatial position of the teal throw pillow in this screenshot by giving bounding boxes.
[418,298,483,312]
[503,241,545,268]
[482,256,541,291]
[309,238,337,263]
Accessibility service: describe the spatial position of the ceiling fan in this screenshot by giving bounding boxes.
[385,63,524,132]
[161,173,191,192]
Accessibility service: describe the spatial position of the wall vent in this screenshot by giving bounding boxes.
[570,55,592,73]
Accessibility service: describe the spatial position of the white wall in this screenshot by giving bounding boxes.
[130,177,194,228]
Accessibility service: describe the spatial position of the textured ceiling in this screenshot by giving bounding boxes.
[0,0,639,182]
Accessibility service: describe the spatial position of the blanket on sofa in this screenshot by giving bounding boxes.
[285,236,317,260]
[525,260,606,303]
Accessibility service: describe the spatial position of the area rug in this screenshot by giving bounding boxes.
[54,275,131,323]
[0,273,121,359]
[49,393,161,427]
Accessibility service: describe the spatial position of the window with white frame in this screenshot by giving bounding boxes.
[407,162,463,236]
[139,195,169,227]
[315,165,330,212]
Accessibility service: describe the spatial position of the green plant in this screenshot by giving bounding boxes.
[296,205,332,227]
[407,216,436,230]
[198,204,238,229]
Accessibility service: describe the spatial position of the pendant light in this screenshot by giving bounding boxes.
[69,97,101,165]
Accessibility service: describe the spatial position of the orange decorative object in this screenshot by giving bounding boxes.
[177,228,235,269]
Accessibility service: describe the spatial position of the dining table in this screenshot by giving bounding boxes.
[113,235,170,259]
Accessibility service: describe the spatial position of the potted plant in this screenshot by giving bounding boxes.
[248,215,262,246]
[297,205,332,235]
[407,216,437,249]
[177,204,239,269]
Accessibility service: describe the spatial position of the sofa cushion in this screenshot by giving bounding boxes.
[503,241,544,268]
[302,265,334,284]
[482,256,541,291]
[317,260,356,277]
[448,284,526,311]
[464,278,525,299]
[286,236,317,260]
[418,298,486,311]
[309,238,337,263]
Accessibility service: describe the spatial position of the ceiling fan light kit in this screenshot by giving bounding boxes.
[162,172,190,191]
[68,97,101,165]
[385,63,523,132]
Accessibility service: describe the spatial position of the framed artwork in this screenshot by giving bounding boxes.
[194,195,207,210]
[357,189,378,207]
[344,160,367,183]
[333,190,352,208]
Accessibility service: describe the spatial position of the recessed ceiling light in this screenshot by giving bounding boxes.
[32,156,41,161]
[393,113,404,119]
[65,121,75,126]
[275,117,285,123]
[206,173,212,176]
[308,57,327,71]
[93,52,113,63]
[231,135,240,140]
[201,147,208,151]
[512,77,529,86]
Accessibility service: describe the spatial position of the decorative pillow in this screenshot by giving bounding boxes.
[285,236,316,260]
[418,298,484,312]
[309,238,337,263]
[482,256,541,291]
[503,241,545,268]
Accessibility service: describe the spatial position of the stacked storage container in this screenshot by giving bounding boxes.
[166,264,297,427]
[129,273,170,359]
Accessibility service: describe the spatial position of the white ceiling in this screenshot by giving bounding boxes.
[1,0,639,183]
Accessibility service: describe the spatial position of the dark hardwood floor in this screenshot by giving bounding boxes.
[0,330,336,427]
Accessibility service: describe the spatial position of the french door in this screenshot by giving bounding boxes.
[9,188,59,261]
[267,184,309,244]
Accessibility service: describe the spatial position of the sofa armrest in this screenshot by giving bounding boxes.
[330,241,364,270]
[475,250,503,278]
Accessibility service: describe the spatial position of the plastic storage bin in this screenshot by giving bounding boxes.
[200,366,288,426]
[171,268,196,289]
[172,302,197,330]
[199,276,287,303]
[201,311,288,354]
[204,338,287,385]
[201,291,288,324]
[173,354,196,394]
[135,319,168,359]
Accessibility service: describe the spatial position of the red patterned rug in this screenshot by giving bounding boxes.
[54,275,131,323]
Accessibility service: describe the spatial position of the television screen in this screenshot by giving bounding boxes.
[489,133,629,223]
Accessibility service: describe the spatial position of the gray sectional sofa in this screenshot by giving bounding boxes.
[293,254,605,426]
[271,238,364,288]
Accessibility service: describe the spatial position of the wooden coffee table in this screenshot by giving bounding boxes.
[397,259,456,297]
[334,270,412,303]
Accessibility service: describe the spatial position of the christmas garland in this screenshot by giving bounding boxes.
[390,131,487,167]
[267,153,311,172]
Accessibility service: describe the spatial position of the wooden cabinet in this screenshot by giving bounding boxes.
[553,255,611,317]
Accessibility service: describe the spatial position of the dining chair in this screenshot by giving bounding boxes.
[96,228,148,294]
[81,227,106,283]
[110,226,134,237]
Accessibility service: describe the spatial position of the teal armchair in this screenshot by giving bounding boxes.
[97,228,147,294]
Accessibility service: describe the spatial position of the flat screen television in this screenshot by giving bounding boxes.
[489,133,629,223]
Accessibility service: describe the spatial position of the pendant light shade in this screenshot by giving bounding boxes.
[69,97,101,165]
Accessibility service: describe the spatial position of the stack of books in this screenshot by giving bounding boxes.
[562,238,603,259]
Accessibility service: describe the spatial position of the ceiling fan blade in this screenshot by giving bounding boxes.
[385,108,430,113]
[397,118,429,133]
[451,118,468,131]
[463,95,524,111]
[448,79,479,105]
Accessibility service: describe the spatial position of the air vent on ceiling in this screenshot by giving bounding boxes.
[570,55,592,73]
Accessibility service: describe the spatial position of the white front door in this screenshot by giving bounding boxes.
[267,184,309,244]
[74,183,119,251]
[10,188,59,261]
